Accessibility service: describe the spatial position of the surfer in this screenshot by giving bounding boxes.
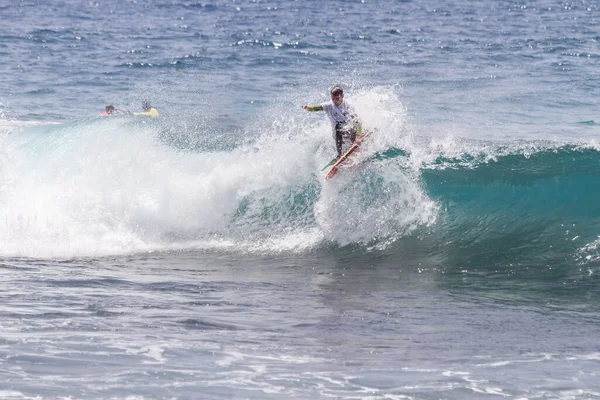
[133,101,159,118]
[301,85,362,158]
[100,104,131,116]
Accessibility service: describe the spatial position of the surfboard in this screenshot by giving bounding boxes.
[321,156,339,171]
[324,131,373,180]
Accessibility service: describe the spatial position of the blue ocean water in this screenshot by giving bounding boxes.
[1,0,600,398]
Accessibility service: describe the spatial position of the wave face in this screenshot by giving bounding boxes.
[1,88,600,276]
[418,145,600,278]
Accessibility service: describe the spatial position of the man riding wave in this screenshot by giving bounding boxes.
[301,86,363,158]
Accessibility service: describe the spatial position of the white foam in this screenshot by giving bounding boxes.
[0,88,441,257]
[0,391,29,400]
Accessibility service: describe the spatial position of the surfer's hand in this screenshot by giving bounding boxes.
[301,105,308,110]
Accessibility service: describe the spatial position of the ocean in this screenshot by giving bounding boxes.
[1,0,600,398]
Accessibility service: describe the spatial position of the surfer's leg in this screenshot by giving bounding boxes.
[349,126,356,143]
[336,133,343,157]
[335,123,344,157]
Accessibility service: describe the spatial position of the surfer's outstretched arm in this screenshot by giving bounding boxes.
[301,105,324,112]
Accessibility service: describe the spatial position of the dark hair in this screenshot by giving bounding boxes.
[142,101,151,111]
[105,104,115,113]
[330,86,343,96]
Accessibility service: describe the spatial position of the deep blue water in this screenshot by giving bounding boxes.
[1,0,600,399]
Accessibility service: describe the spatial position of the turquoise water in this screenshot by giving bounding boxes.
[1,0,600,398]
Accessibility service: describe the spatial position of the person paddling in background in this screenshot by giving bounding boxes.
[100,104,133,116]
[100,104,115,115]
[100,104,130,116]
[133,101,159,118]
[301,85,362,158]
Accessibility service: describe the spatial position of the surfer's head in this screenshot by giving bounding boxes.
[330,86,344,106]
[105,104,115,114]
[142,100,151,111]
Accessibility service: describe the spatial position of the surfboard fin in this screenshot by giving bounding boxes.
[321,156,339,171]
